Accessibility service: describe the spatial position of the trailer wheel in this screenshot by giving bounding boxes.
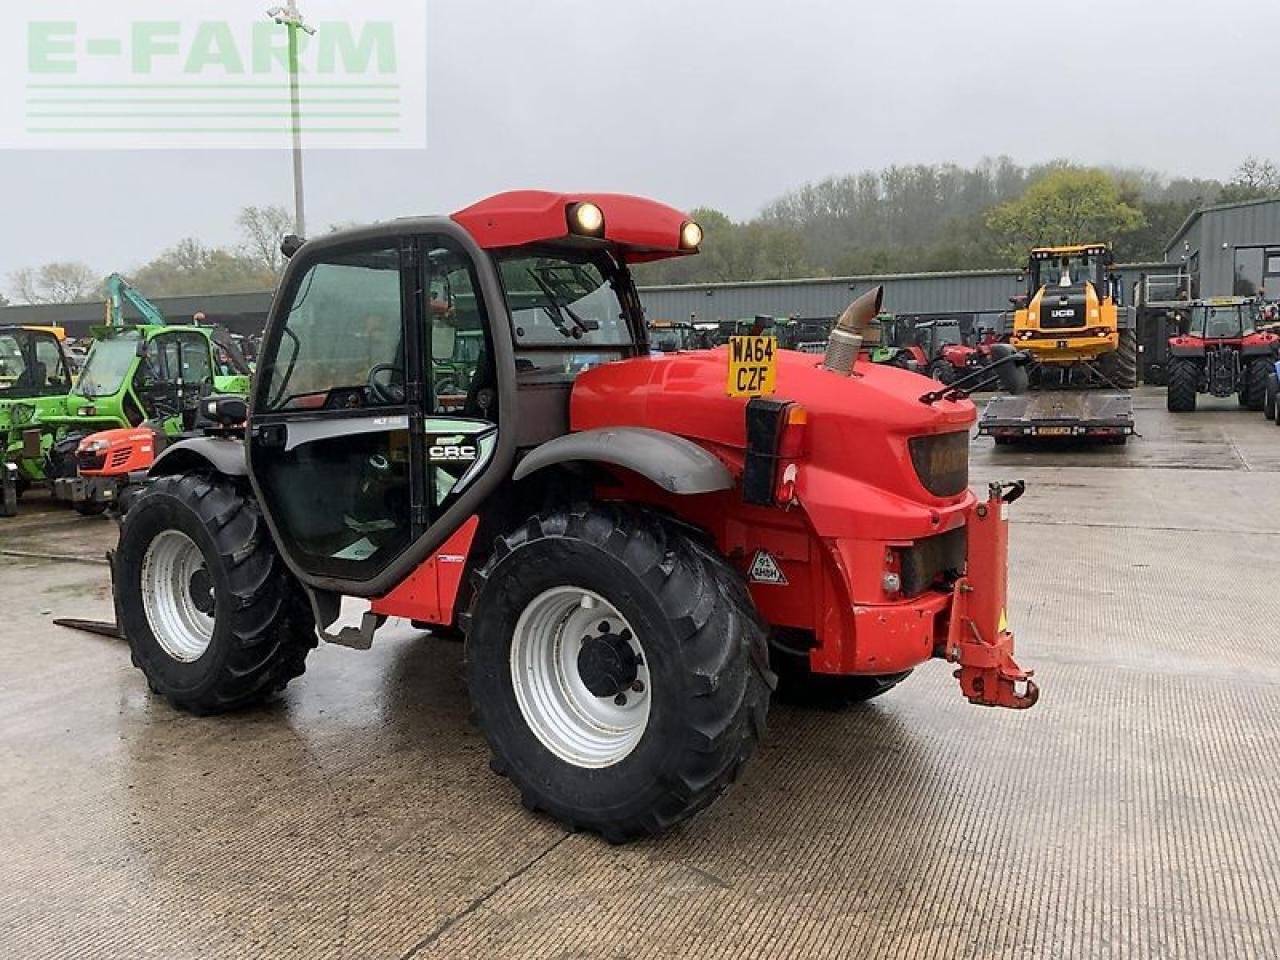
[1097,328,1139,389]
[770,646,911,706]
[114,473,317,715]
[1167,358,1199,412]
[466,503,770,842]
[1243,359,1271,411]
[1264,372,1279,421]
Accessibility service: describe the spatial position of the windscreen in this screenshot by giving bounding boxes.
[497,253,637,383]
[0,333,28,396]
[77,332,141,398]
[1189,305,1246,339]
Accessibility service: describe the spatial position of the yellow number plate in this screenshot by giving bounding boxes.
[727,335,778,398]
[1036,426,1073,436]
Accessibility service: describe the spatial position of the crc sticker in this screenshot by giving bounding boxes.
[748,550,787,585]
[428,436,478,463]
[727,335,777,398]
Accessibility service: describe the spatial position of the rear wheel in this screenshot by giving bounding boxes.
[114,473,317,715]
[1243,358,1271,411]
[1264,372,1279,421]
[466,503,771,842]
[1167,358,1199,412]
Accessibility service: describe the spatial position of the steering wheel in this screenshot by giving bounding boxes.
[367,364,406,405]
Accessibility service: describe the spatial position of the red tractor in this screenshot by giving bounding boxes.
[109,191,1038,842]
[888,318,990,384]
[1166,298,1280,412]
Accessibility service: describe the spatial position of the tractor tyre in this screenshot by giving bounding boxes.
[74,500,109,517]
[1166,359,1199,412]
[47,431,89,481]
[1264,372,1279,422]
[927,360,955,385]
[1097,328,1139,389]
[770,645,911,707]
[114,473,317,715]
[465,503,771,843]
[1243,358,1271,412]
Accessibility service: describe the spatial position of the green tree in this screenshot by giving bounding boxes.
[8,262,101,304]
[985,169,1145,261]
[1218,157,1280,204]
[130,239,277,297]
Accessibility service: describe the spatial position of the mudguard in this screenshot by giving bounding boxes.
[149,436,248,478]
[513,426,734,495]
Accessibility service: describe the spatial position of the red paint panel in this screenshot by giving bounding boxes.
[451,191,694,263]
[370,516,480,626]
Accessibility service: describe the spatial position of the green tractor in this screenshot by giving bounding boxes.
[40,322,252,514]
[0,326,77,514]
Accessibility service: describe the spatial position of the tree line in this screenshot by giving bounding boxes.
[634,157,1280,285]
[5,157,1280,304]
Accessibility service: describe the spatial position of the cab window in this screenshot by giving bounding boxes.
[262,247,406,412]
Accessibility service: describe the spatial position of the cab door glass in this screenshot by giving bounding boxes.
[32,335,70,392]
[424,241,498,515]
[262,248,406,413]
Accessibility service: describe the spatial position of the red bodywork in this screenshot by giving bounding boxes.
[77,427,160,477]
[452,190,695,264]
[1169,330,1279,352]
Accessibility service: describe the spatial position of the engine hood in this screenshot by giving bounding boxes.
[571,348,978,537]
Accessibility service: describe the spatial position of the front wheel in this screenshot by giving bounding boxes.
[1264,372,1279,422]
[1244,358,1271,411]
[927,359,955,385]
[1167,358,1199,412]
[466,504,771,842]
[114,473,317,715]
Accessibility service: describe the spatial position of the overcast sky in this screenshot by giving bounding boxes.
[2,0,1277,298]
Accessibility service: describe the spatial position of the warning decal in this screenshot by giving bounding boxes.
[748,550,788,585]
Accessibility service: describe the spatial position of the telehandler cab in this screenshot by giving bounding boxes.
[112,191,1038,841]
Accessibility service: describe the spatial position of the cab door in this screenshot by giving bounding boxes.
[248,235,503,586]
[249,242,420,583]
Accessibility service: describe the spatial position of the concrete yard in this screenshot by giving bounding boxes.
[2,387,1279,959]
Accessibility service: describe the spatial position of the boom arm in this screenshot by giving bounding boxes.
[105,273,167,329]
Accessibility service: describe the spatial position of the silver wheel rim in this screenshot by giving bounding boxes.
[141,530,215,663]
[510,587,651,769]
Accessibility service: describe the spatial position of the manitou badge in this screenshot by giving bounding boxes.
[748,550,788,585]
[728,336,777,398]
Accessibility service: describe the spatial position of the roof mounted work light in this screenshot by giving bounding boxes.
[567,202,606,238]
[680,220,704,251]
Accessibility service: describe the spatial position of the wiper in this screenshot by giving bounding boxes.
[525,269,598,339]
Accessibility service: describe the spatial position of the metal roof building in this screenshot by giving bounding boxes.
[1162,197,1280,300]
[637,263,1172,326]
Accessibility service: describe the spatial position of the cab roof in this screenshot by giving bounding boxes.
[451,190,696,264]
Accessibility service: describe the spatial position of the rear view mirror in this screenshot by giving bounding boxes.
[989,344,1030,395]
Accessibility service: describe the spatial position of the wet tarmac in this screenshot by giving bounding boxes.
[2,387,1278,959]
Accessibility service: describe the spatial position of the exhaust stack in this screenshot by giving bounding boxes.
[823,286,884,376]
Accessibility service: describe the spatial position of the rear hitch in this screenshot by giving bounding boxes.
[941,608,1040,710]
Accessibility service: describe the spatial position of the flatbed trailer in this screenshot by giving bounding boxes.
[978,390,1134,443]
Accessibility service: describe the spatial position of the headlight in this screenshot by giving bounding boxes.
[8,403,35,425]
[80,438,110,454]
[680,221,703,250]
[567,201,605,237]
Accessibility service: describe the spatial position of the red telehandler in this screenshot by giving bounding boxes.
[106,191,1038,841]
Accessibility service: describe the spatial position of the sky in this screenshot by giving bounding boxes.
[2,0,1278,299]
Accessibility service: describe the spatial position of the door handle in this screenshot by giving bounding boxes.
[253,423,288,449]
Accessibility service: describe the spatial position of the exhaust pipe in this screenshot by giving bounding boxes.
[823,286,884,376]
